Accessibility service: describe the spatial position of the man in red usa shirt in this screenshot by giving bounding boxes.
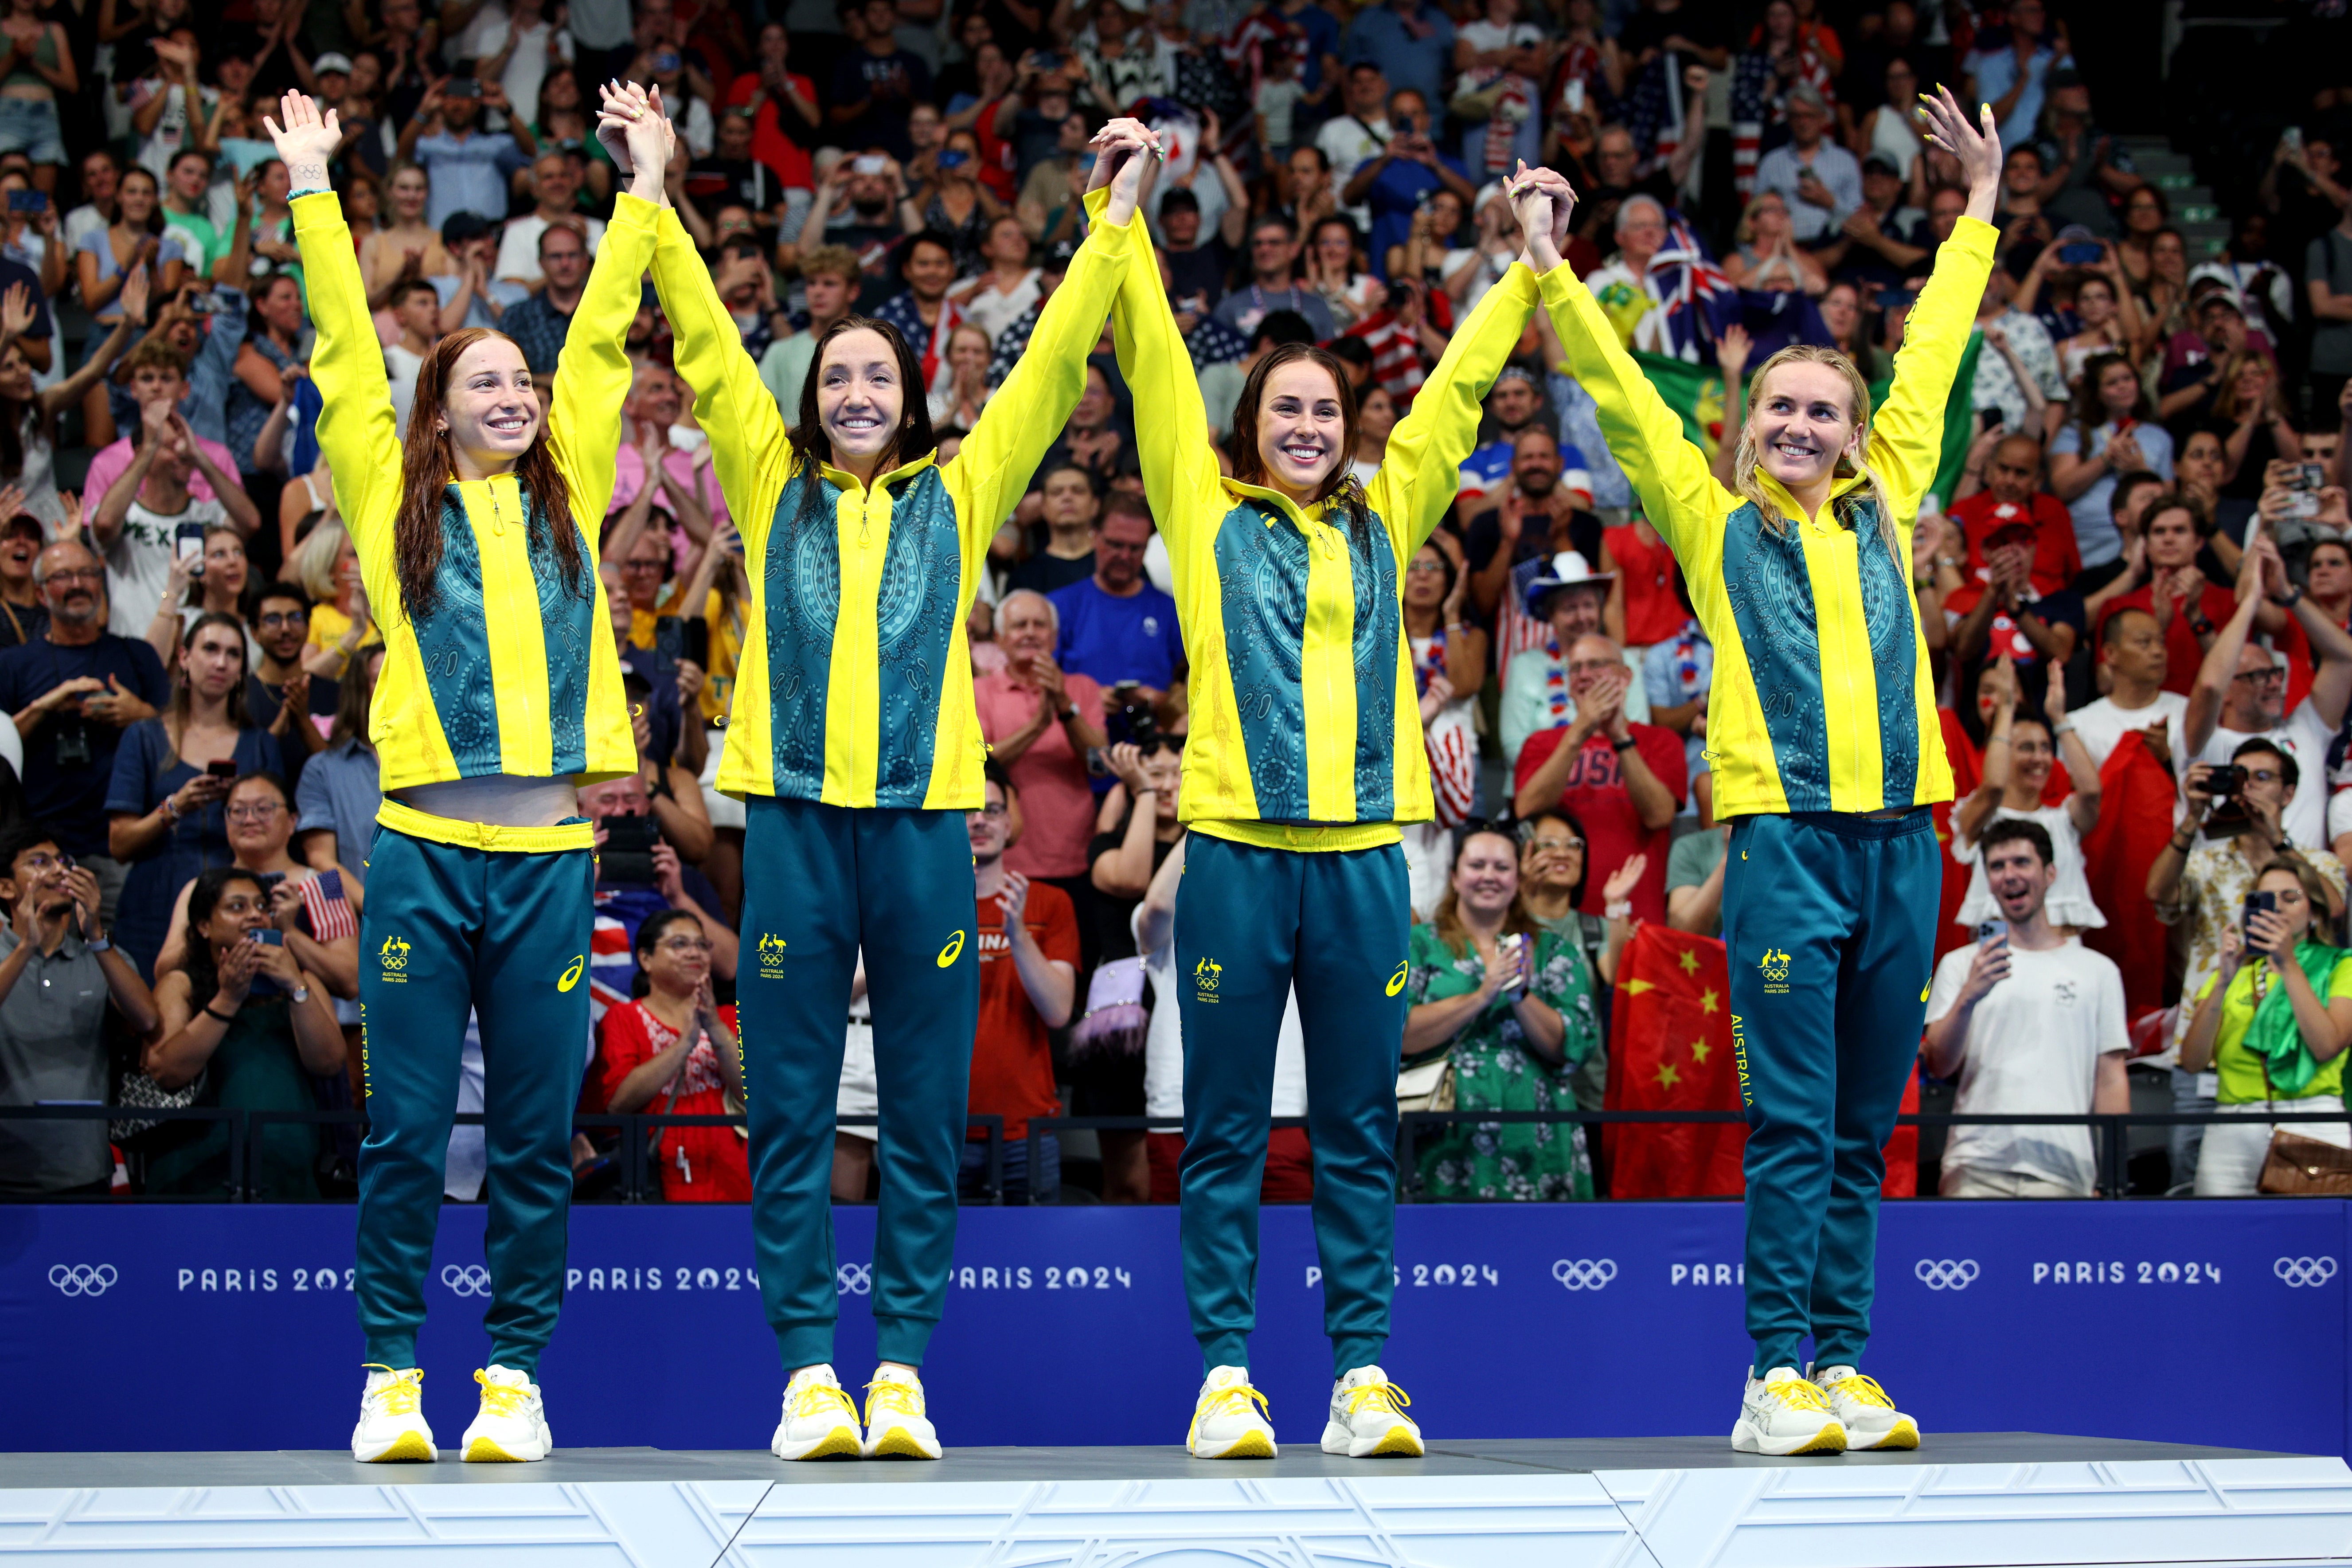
[1511,631,1686,921]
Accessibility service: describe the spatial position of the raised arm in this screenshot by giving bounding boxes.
[270,93,401,557]
[1094,138,1225,562]
[1367,260,1537,553]
[1524,169,1732,566]
[1868,88,2002,515]
[948,128,1145,535]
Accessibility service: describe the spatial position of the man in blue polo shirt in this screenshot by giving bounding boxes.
[1050,498,1183,705]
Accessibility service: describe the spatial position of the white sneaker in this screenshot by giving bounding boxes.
[1188,1365,1277,1459]
[771,1365,863,1461]
[1731,1366,1846,1455]
[1320,1365,1423,1457]
[1809,1364,1919,1451]
[862,1366,943,1459]
[460,1366,552,1462]
[351,1365,436,1462]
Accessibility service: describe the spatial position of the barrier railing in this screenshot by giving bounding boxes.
[2,1103,2344,1201]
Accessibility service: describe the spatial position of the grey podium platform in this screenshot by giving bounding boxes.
[3,1435,2349,1565]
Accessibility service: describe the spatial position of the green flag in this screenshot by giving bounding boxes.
[1626,334,1984,513]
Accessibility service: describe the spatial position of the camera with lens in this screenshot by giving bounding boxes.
[1105,680,1160,751]
[2201,763,2250,838]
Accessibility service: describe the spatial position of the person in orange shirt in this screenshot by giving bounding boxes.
[961,763,1079,1204]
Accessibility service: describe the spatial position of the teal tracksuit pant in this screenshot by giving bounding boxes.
[1174,833,1409,1379]
[354,813,596,1376]
[737,796,978,1371]
[1722,809,1938,1376]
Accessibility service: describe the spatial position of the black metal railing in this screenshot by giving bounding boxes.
[3,1103,2345,1201]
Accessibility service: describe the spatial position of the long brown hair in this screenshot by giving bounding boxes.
[1227,342,1374,542]
[168,609,252,748]
[2070,349,2153,444]
[787,315,938,528]
[330,641,383,746]
[388,328,587,622]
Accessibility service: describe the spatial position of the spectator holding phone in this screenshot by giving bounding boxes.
[141,864,346,1199]
[150,770,359,1003]
[1952,655,2104,935]
[1923,817,2129,1197]
[2180,856,2352,1196]
[103,610,281,978]
[0,821,159,1196]
[1401,823,1611,1201]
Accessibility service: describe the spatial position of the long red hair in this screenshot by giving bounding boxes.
[389,328,588,622]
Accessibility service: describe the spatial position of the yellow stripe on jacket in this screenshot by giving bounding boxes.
[1534,217,1996,818]
[292,189,651,796]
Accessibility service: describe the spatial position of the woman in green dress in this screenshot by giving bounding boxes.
[141,865,346,1199]
[1401,824,1640,1200]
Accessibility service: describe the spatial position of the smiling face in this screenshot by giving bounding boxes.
[199,873,272,952]
[224,775,292,861]
[816,326,905,463]
[1747,192,1791,241]
[1982,834,2056,922]
[1565,633,1622,703]
[1748,358,1861,496]
[2094,356,2138,418]
[389,165,429,222]
[967,778,1012,861]
[1312,221,1353,275]
[253,591,309,663]
[903,237,954,302]
[0,343,30,402]
[1403,543,1448,608]
[0,522,33,583]
[1254,360,1346,499]
[1819,282,1860,343]
[1358,385,1396,446]
[438,336,541,461]
[1520,814,1585,896]
[116,168,157,226]
[998,593,1055,661]
[1451,831,1520,921]
[640,912,713,996]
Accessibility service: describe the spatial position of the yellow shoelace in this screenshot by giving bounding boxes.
[1762,1377,1831,1413]
[864,1378,922,1421]
[1822,1372,1895,1410]
[1344,1379,1412,1417]
[365,1365,422,1416]
[1190,1379,1270,1441]
[793,1379,860,1421]
[474,1369,531,1419]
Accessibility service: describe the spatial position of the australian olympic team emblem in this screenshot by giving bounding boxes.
[379,935,411,984]
[758,933,789,978]
[1759,947,1792,995]
[1194,956,1221,1004]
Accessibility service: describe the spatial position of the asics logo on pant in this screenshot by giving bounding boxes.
[558,955,584,992]
[1386,961,1408,997]
[937,930,965,967]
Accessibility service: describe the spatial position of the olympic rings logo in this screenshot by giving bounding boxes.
[1914,1259,1980,1291]
[49,1264,117,1297]
[2275,1256,2340,1289]
[836,1263,872,1296]
[441,1265,492,1298]
[1551,1258,1617,1291]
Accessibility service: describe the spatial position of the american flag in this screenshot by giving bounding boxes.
[1346,309,1426,407]
[300,877,356,944]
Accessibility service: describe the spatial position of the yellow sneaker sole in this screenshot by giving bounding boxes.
[1195,1429,1276,1459]
[1792,1422,1848,1455]
[1365,1427,1425,1457]
[791,1426,866,1461]
[362,1431,435,1463]
[867,1426,941,1460]
[463,1437,534,1462]
[1858,1419,1918,1451]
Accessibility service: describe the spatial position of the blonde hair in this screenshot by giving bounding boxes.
[1731,344,1899,552]
[293,516,349,606]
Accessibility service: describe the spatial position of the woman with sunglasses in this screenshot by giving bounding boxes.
[632,82,1158,1462]
[1101,144,1553,1459]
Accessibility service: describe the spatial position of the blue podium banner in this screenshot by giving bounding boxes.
[2,1200,2344,1456]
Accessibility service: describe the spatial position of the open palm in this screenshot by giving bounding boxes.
[263,91,341,170]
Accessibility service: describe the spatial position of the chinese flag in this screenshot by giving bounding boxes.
[1931,707,1982,967]
[2080,728,2180,1021]
[1606,923,1745,1197]
[1607,923,1923,1197]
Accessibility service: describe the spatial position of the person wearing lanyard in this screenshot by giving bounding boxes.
[636,82,1157,1462]
[1528,87,2004,1455]
[271,87,661,1465]
[1102,138,1547,1459]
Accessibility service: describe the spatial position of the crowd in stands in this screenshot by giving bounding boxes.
[1,0,2350,1206]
